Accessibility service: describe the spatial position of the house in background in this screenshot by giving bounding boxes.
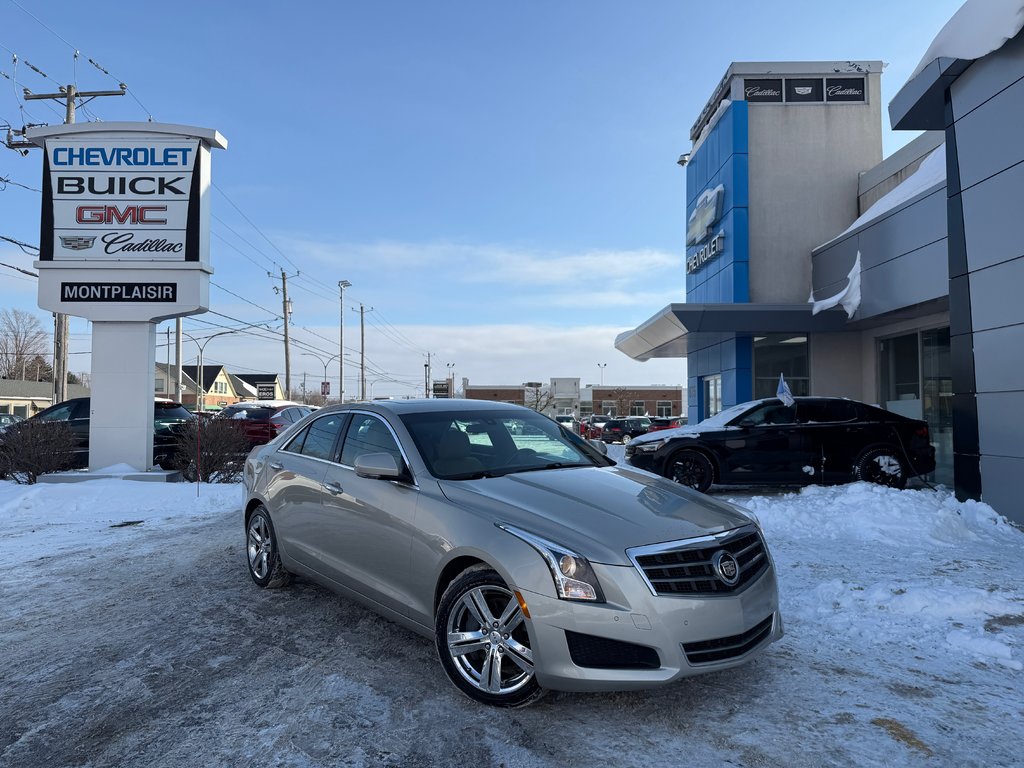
[233,374,285,401]
[0,380,90,418]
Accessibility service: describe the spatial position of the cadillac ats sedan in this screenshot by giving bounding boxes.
[242,399,782,707]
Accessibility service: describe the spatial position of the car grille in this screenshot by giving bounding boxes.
[565,631,661,670]
[630,528,769,596]
[682,615,774,665]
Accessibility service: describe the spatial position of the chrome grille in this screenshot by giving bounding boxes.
[628,526,769,596]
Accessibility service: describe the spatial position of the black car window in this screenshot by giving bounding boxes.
[154,402,193,421]
[340,414,403,468]
[796,400,857,424]
[296,414,345,461]
[37,403,76,422]
[744,403,797,426]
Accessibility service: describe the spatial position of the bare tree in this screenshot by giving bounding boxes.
[0,309,49,381]
[523,385,556,413]
[612,387,643,418]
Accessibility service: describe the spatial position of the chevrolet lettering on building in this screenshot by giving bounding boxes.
[687,231,725,274]
[60,282,178,302]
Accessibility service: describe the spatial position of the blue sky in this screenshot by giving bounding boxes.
[1,0,964,399]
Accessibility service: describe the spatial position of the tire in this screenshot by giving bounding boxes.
[246,506,292,588]
[435,567,544,708]
[622,434,632,445]
[668,449,714,493]
[855,447,907,489]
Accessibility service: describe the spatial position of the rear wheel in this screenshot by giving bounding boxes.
[622,434,632,445]
[435,567,543,708]
[668,449,713,493]
[855,448,907,489]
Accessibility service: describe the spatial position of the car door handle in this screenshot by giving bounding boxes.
[269,461,283,470]
[323,481,344,495]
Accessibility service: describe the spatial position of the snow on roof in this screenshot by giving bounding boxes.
[909,0,1024,81]
[831,144,946,244]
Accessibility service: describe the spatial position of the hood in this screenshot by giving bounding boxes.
[438,465,756,565]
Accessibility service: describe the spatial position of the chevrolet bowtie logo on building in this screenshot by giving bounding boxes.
[686,184,724,246]
[59,235,96,251]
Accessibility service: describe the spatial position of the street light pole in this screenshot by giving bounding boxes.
[302,351,343,402]
[183,326,264,411]
[597,363,607,386]
[338,280,351,404]
[446,362,456,399]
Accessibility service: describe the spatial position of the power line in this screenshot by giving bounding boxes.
[213,183,301,271]
[0,234,39,255]
[0,174,40,192]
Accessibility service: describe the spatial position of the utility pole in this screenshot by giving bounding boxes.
[359,303,366,400]
[16,82,126,404]
[424,352,431,398]
[339,279,351,404]
[270,270,297,398]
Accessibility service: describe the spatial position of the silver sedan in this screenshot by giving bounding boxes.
[242,399,782,707]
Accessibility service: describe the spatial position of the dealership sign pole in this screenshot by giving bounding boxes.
[27,122,227,472]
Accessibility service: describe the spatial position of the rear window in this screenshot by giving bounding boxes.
[154,403,193,420]
[229,407,275,420]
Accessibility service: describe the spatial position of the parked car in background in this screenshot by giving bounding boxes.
[242,399,782,707]
[648,416,687,433]
[582,414,612,439]
[26,397,194,469]
[553,414,580,434]
[600,417,651,444]
[626,396,936,492]
[0,413,25,432]
[217,401,310,447]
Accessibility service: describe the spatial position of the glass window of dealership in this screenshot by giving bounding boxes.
[616,61,955,486]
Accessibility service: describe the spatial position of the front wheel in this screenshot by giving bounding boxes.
[668,449,713,493]
[246,506,292,588]
[855,448,907,489]
[435,567,544,707]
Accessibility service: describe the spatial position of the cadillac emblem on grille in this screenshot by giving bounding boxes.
[59,236,96,251]
[711,550,740,586]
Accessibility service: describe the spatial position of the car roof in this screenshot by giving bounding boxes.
[325,398,536,417]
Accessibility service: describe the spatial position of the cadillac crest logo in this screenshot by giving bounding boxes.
[59,235,96,251]
[712,550,740,586]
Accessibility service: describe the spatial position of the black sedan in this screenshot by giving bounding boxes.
[625,397,935,492]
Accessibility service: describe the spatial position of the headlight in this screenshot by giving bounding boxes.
[497,524,605,602]
[633,438,667,453]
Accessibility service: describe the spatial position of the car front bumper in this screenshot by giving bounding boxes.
[515,560,782,692]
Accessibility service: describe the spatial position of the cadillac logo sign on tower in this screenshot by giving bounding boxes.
[40,136,203,261]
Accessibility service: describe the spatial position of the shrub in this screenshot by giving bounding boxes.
[172,418,251,483]
[0,420,76,484]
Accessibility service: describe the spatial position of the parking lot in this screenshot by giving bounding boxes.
[1,469,1022,767]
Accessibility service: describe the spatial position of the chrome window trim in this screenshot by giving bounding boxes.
[626,524,762,598]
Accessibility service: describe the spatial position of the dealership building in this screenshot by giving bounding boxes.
[616,10,1024,522]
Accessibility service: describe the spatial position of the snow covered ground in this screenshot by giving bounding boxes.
[1,450,1022,767]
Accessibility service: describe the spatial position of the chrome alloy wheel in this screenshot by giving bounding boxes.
[247,513,273,581]
[445,584,534,696]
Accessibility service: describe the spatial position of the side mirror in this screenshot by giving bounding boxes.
[738,418,757,428]
[354,452,402,480]
[588,439,608,456]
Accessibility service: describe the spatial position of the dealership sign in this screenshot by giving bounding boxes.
[28,122,226,322]
[41,136,202,262]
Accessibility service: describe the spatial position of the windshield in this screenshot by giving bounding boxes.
[694,401,762,429]
[401,408,610,480]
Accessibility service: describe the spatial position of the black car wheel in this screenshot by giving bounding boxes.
[668,449,713,493]
[855,448,907,489]
[246,506,292,588]
[436,566,544,708]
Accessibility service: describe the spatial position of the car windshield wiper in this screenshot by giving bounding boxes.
[449,462,593,480]
[502,462,593,475]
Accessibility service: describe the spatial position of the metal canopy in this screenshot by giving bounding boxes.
[615,303,851,361]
